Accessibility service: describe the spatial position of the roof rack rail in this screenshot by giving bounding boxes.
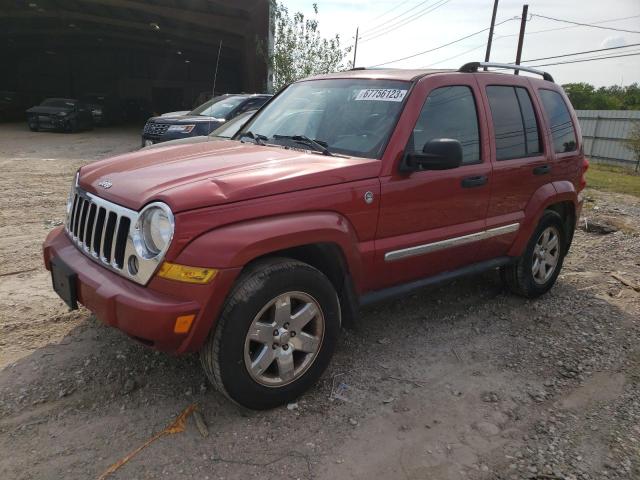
[458,62,554,82]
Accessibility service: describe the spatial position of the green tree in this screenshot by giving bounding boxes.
[563,82,640,110]
[262,1,351,91]
[563,83,596,109]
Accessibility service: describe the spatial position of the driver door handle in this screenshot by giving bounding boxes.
[461,175,488,188]
[533,164,551,175]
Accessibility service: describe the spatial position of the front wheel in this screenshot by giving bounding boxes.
[200,258,341,410]
[501,210,566,298]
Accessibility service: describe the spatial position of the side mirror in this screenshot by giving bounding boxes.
[400,138,463,172]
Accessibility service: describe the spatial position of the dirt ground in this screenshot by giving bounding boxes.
[1,122,639,480]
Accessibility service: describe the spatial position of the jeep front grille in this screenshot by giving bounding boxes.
[65,187,163,285]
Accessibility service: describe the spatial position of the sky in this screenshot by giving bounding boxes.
[283,0,640,87]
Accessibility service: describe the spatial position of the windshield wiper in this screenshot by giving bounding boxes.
[239,131,268,145]
[274,134,334,156]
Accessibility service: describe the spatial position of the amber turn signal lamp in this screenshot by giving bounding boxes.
[157,262,217,284]
[174,314,195,334]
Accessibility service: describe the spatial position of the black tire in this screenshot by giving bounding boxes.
[200,258,341,410]
[501,210,566,298]
[29,126,38,132]
[65,119,78,133]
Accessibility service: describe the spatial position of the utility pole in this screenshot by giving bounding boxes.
[352,27,359,68]
[483,0,499,70]
[514,4,528,74]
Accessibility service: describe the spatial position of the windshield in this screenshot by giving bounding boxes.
[190,96,247,118]
[239,79,410,158]
[210,110,255,138]
[41,99,76,108]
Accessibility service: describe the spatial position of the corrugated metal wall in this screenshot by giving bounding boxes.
[576,110,640,168]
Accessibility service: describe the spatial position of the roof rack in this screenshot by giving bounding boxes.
[458,62,554,82]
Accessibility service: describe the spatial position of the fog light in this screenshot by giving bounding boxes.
[174,314,195,334]
[157,262,217,284]
[128,255,139,275]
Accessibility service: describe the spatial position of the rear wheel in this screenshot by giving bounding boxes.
[501,210,566,298]
[200,258,340,410]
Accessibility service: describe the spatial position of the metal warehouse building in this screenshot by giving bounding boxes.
[1,0,270,116]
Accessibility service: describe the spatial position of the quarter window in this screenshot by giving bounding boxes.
[411,86,480,165]
[486,86,542,160]
[539,89,577,153]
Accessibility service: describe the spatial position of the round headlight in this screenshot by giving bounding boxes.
[143,208,172,254]
[135,203,174,258]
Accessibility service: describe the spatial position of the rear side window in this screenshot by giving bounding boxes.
[411,86,480,165]
[539,89,577,153]
[486,86,542,160]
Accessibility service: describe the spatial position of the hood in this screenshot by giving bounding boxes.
[160,110,190,117]
[148,115,224,124]
[78,140,381,212]
[142,135,217,150]
[26,105,73,115]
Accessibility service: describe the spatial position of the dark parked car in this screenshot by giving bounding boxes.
[141,94,271,147]
[80,94,124,126]
[142,109,258,150]
[26,98,93,132]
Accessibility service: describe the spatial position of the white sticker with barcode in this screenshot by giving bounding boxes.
[355,88,407,102]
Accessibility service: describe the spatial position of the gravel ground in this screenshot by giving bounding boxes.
[1,123,639,480]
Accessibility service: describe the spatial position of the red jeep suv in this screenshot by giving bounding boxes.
[43,62,587,409]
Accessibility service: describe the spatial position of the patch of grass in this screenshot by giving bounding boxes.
[586,163,640,198]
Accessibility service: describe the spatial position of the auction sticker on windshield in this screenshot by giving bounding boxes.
[355,89,407,102]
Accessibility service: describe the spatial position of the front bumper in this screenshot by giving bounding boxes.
[28,115,68,130]
[43,227,240,354]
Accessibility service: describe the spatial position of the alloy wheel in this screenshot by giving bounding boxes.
[243,291,324,387]
[532,226,561,285]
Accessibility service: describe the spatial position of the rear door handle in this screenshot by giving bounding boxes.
[461,175,488,188]
[533,165,551,175]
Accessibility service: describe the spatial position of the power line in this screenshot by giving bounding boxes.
[360,0,437,37]
[522,42,640,63]
[528,51,640,68]
[421,41,488,67]
[531,14,640,35]
[359,0,452,43]
[420,17,640,69]
[364,0,414,26]
[419,20,519,68]
[499,14,640,38]
[368,17,516,67]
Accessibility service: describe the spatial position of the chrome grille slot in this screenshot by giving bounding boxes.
[79,199,90,241]
[85,203,97,249]
[63,186,167,285]
[114,217,131,268]
[103,211,117,263]
[92,207,106,256]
